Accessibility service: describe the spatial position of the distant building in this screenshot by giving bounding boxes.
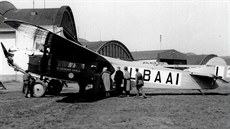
[131,49,187,65]
[0,1,77,81]
[0,1,77,42]
[186,54,218,65]
[81,40,134,61]
[78,38,89,43]
[221,56,230,65]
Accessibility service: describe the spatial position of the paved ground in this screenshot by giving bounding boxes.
[0,82,229,129]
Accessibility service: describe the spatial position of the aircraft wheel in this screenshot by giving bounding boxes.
[33,80,47,97]
[47,80,63,95]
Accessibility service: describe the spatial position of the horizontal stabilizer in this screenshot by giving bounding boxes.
[190,71,214,78]
[190,71,228,84]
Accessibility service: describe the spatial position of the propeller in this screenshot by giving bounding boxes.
[1,42,14,57]
[1,42,9,58]
[1,42,14,65]
[1,42,26,74]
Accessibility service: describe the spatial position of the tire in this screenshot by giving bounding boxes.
[32,80,47,97]
[47,80,63,95]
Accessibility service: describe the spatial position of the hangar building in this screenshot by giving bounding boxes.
[81,40,134,61]
[222,57,230,65]
[131,49,187,64]
[0,1,77,42]
[186,54,217,65]
[0,1,77,81]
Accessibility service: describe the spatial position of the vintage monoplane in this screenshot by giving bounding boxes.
[1,19,229,97]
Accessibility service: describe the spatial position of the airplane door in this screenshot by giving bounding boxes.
[40,45,50,76]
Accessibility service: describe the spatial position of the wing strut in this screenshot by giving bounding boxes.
[198,89,205,96]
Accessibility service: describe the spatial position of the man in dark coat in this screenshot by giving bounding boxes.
[135,68,147,99]
[114,66,124,96]
[24,70,34,98]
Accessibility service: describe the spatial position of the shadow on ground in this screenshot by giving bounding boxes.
[56,92,106,103]
[145,92,229,96]
[56,91,229,103]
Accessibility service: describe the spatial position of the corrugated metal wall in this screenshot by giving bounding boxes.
[98,42,133,61]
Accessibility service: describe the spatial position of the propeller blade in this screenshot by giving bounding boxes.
[1,42,9,58]
[1,42,15,66]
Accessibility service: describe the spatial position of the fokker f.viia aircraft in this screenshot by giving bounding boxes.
[1,20,229,97]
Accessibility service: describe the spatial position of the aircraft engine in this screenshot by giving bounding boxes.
[12,50,30,70]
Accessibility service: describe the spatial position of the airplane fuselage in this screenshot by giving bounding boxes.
[1,19,228,98]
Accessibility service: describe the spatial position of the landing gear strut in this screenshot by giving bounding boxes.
[198,89,205,96]
[30,78,64,97]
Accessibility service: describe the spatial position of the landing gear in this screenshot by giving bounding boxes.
[27,78,64,97]
[32,80,47,97]
[47,79,63,95]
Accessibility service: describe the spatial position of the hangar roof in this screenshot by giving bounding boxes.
[81,40,134,61]
[0,1,77,41]
[187,54,217,65]
[223,57,230,65]
[131,49,187,60]
[78,38,89,43]
[81,41,107,52]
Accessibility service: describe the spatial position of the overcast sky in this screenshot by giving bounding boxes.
[6,0,230,56]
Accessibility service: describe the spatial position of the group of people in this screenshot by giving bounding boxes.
[23,66,147,99]
[101,66,147,98]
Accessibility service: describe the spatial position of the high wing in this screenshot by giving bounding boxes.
[4,19,115,81]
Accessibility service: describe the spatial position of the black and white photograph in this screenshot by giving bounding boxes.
[0,0,229,128]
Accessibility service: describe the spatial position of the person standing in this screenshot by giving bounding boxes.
[114,66,124,97]
[135,68,147,99]
[101,67,111,97]
[23,70,34,98]
[78,69,87,98]
[124,66,131,96]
